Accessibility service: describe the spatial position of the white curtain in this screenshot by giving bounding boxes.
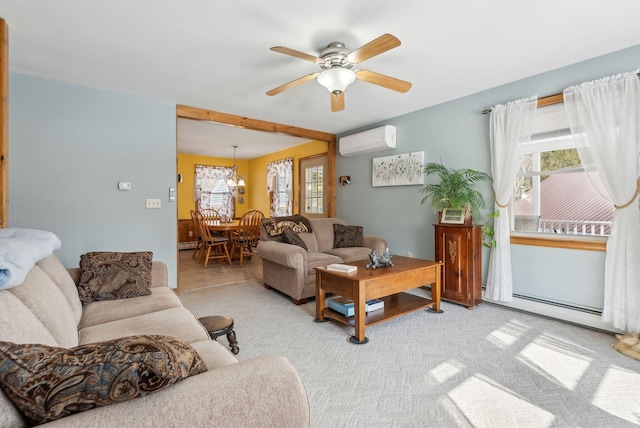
[564,71,640,332]
[486,96,537,302]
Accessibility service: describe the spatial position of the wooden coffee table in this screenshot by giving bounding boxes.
[314,256,443,344]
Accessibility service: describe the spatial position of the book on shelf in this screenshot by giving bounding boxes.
[326,263,357,274]
[327,297,384,317]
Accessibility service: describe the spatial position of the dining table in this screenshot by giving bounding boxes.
[206,219,244,232]
[206,220,249,240]
[205,220,250,261]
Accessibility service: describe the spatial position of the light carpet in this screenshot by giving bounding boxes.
[179,280,640,428]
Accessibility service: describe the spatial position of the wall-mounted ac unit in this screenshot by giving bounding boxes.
[339,125,396,157]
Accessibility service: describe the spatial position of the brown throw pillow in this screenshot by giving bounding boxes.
[77,251,153,304]
[333,224,365,248]
[283,228,308,251]
[0,335,207,426]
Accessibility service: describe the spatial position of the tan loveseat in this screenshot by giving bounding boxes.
[257,217,387,304]
[0,253,309,427]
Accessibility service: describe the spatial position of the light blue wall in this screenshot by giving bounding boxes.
[8,74,178,287]
[511,245,605,311]
[337,44,639,311]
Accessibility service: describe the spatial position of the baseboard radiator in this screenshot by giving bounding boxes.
[178,241,198,250]
[482,288,622,334]
[512,292,602,316]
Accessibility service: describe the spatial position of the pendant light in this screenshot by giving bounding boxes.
[226,145,246,188]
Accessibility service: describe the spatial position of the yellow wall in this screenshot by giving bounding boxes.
[177,140,327,219]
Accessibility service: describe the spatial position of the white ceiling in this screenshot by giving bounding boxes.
[1,1,639,159]
[177,119,314,159]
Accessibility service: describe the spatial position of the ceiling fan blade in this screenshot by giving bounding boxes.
[355,69,412,93]
[270,46,323,64]
[331,92,345,112]
[346,34,401,64]
[266,73,319,96]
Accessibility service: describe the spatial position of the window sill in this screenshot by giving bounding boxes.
[510,232,607,252]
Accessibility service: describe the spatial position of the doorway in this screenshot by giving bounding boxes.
[175,105,336,292]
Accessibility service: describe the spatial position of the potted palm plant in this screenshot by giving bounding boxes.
[419,162,492,225]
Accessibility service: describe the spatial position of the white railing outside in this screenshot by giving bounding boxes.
[538,219,611,236]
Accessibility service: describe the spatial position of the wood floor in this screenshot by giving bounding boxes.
[177,247,263,293]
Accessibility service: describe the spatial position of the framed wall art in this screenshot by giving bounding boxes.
[372,151,424,187]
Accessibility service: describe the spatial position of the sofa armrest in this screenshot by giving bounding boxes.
[257,241,307,270]
[43,355,310,428]
[150,261,168,288]
[364,235,388,256]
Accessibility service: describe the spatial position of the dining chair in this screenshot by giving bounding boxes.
[199,208,229,241]
[194,210,231,267]
[190,210,203,260]
[229,209,264,267]
[199,208,219,221]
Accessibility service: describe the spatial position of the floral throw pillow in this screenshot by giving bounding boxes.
[333,224,365,248]
[77,251,153,304]
[0,335,207,426]
[262,215,313,241]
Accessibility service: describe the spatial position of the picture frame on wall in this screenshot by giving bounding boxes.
[372,151,424,187]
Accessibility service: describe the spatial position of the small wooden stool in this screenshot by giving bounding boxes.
[198,315,239,355]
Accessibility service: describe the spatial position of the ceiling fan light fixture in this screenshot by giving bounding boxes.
[317,68,356,94]
[268,34,410,111]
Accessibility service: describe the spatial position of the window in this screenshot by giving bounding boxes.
[304,165,323,214]
[512,103,614,237]
[195,165,234,217]
[275,174,289,216]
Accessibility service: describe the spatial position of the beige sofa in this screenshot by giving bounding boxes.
[257,217,387,304]
[0,253,309,427]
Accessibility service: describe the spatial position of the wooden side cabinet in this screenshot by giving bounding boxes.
[434,224,482,308]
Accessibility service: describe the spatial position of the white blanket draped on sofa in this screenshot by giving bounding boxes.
[0,228,61,289]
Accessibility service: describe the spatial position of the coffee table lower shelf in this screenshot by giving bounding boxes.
[322,292,434,329]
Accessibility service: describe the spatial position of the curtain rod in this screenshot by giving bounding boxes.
[481,93,562,115]
[482,71,640,115]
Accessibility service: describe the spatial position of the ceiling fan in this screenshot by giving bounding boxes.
[266,34,412,112]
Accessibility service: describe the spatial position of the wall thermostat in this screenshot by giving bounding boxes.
[118,182,131,191]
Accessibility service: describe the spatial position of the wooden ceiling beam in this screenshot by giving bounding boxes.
[176,105,336,143]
